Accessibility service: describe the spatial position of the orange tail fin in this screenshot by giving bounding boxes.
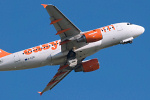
[0,49,11,58]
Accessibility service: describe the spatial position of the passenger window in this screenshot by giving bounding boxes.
[109,26,115,30]
[104,27,109,32]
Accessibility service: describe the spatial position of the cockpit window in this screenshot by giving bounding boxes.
[127,23,132,25]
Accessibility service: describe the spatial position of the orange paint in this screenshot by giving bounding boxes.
[107,26,111,31]
[100,25,115,32]
[33,46,42,53]
[83,29,103,43]
[23,40,60,55]
[102,27,106,32]
[111,25,115,30]
[41,4,48,8]
[49,41,58,50]
[82,58,100,72]
[56,28,71,35]
[50,18,63,24]
[0,49,11,58]
[101,29,104,32]
[24,49,32,55]
[42,44,50,50]
[38,92,43,96]
[60,40,70,45]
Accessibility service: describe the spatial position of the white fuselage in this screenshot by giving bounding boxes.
[0,23,144,71]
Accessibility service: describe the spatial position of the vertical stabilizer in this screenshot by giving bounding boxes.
[0,49,11,58]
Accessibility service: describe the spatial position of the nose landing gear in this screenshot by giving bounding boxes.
[120,37,133,44]
[120,40,132,44]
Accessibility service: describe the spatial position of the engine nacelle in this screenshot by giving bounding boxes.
[75,58,100,72]
[77,29,103,43]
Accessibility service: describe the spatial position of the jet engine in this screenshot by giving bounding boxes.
[77,29,103,43]
[75,58,100,72]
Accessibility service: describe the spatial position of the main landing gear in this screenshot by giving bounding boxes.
[67,50,77,67]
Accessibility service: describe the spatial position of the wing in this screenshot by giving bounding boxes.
[41,4,86,51]
[38,65,72,95]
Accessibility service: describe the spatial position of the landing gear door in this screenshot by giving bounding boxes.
[13,53,20,63]
[116,25,123,31]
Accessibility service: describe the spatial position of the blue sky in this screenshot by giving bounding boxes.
[0,0,150,100]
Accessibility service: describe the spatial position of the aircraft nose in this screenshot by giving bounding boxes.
[134,25,145,37]
[137,26,145,35]
[139,26,145,35]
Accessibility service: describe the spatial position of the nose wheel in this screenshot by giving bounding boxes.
[120,37,133,44]
[129,41,132,44]
[120,40,133,44]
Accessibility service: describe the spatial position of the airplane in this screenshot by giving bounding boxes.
[0,4,145,95]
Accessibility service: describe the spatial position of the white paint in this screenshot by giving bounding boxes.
[0,5,145,95]
[0,23,144,71]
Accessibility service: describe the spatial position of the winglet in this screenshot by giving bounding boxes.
[41,4,48,8]
[38,92,43,96]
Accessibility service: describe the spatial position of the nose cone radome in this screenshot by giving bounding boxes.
[137,26,145,36]
[139,26,145,35]
[133,25,145,38]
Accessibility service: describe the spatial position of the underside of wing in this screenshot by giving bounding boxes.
[41,4,86,52]
[39,64,72,95]
[43,4,81,38]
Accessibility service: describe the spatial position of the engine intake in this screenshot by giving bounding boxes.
[77,29,103,43]
[75,58,100,72]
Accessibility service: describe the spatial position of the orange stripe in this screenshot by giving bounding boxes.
[50,18,63,24]
[102,27,106,32]
[111,25,115,30]
[107,26,111,31]
[56,28,71,35]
